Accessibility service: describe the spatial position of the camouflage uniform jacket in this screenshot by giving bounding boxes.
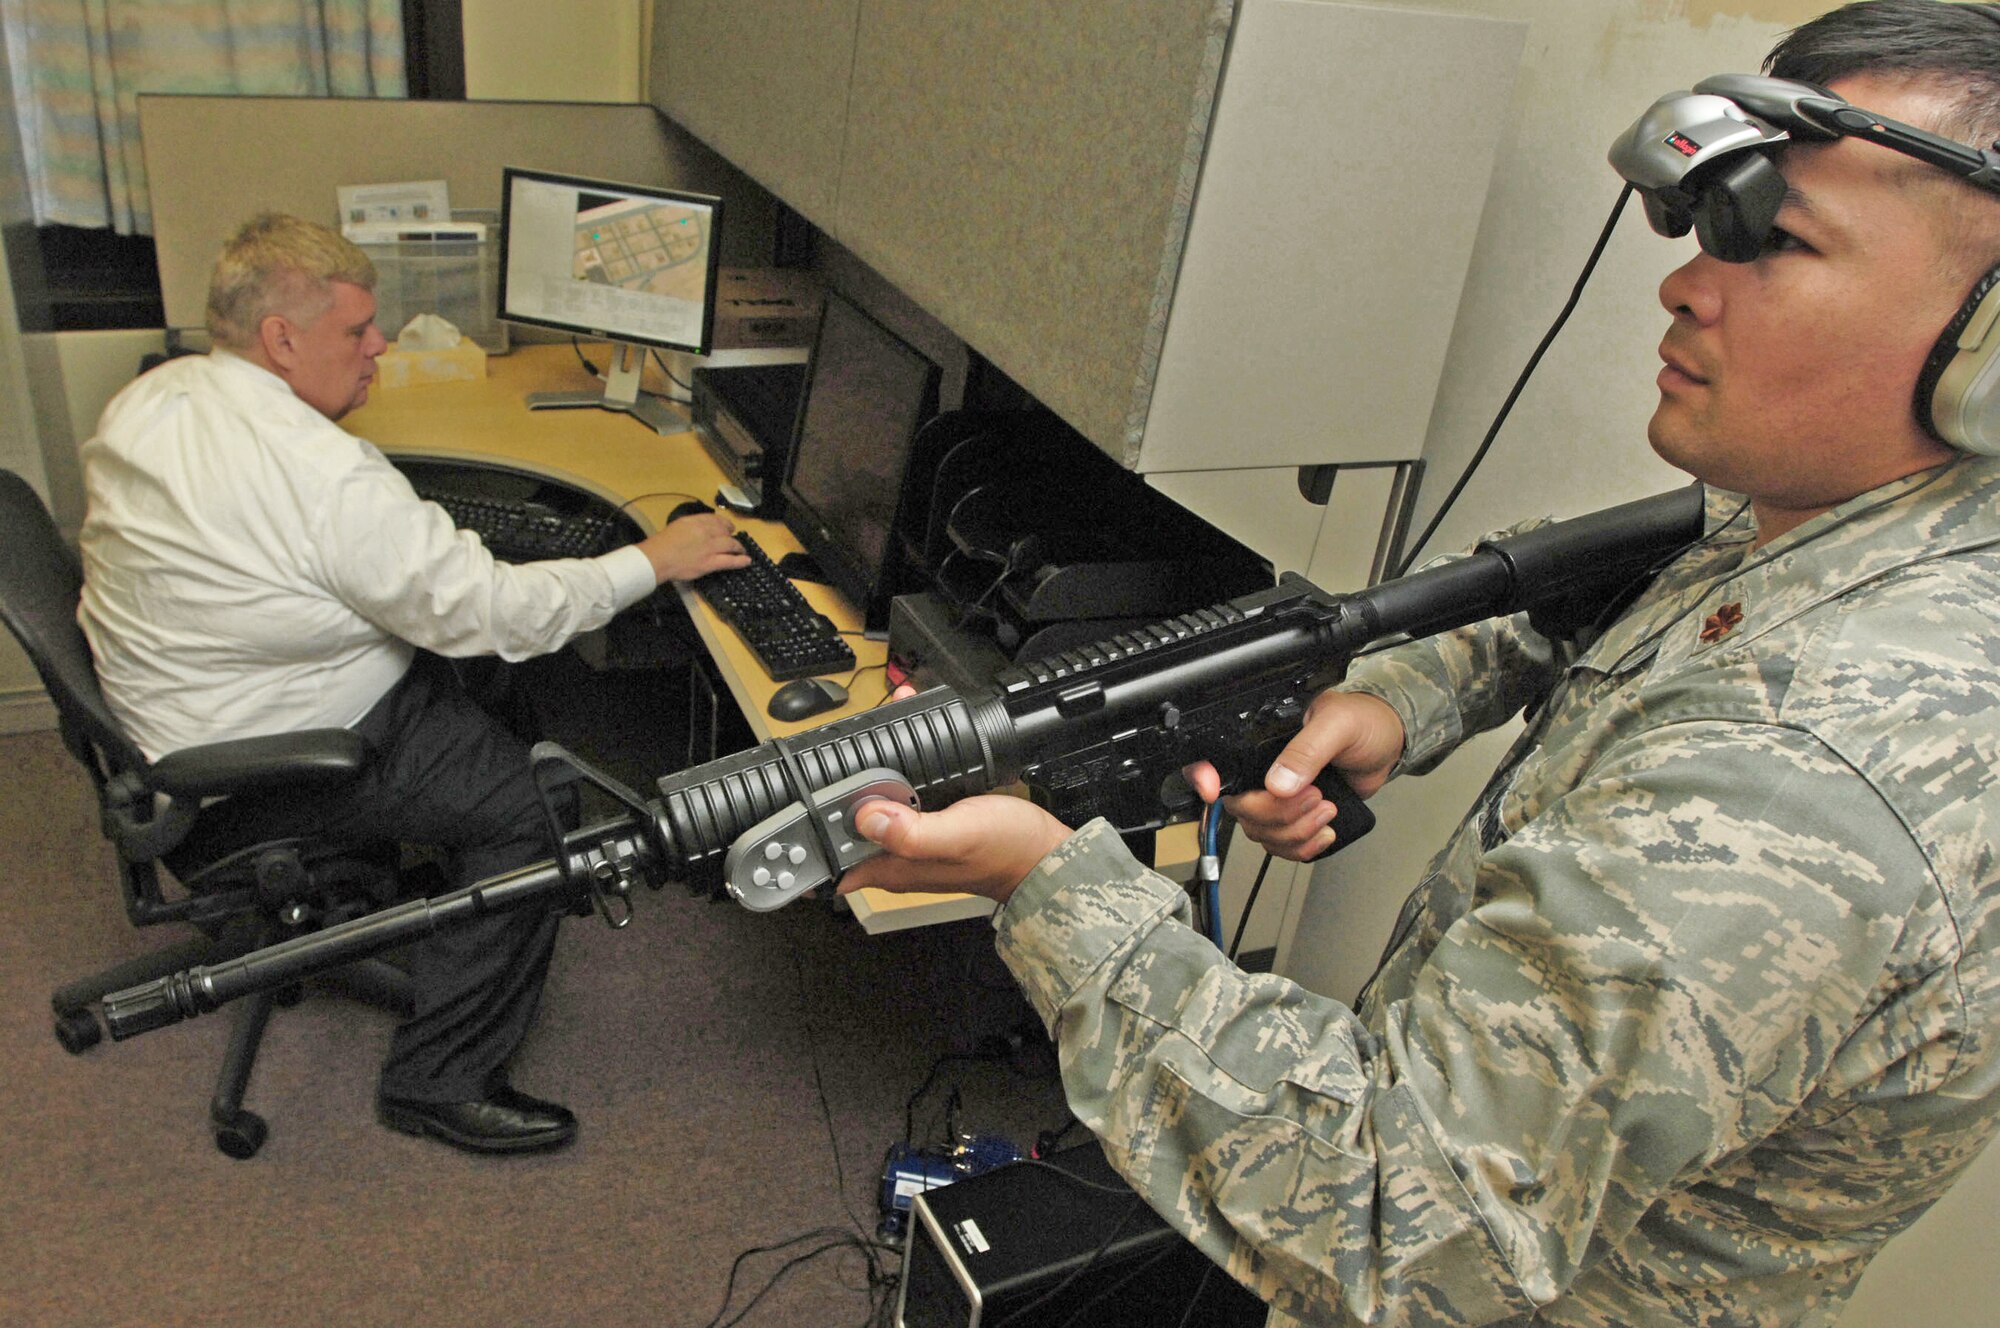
[992,459,2000,1326]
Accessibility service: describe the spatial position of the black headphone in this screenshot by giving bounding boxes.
[1611,71,2000,454]
[1911,4,2000,454]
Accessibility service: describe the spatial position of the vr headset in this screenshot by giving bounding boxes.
[1609,74,2000,455]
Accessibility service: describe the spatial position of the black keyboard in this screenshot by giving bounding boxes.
[694,533,856,682]
[428,492,617,562]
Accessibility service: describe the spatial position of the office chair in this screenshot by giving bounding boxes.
[0,469,414,1159]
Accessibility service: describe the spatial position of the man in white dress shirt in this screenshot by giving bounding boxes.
[76,213,748,1153]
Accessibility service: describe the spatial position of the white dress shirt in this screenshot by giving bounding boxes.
[77,351,656,759]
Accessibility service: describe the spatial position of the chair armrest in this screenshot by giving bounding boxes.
[147,729,372,799]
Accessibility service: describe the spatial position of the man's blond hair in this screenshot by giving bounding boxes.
[205,213,376,350]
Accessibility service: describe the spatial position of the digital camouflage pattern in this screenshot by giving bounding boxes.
[993,458,2000,1326]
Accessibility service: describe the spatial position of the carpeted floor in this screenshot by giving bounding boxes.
[0,718,1072,1328]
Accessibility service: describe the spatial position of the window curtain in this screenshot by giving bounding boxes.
[1,0,405,235]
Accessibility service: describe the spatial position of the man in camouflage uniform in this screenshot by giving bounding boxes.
[845,2,2000,1323]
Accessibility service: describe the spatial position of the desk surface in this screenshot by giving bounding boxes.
[345,343,996,931]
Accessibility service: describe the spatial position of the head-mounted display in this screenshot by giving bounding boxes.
[1609,73,2000,262]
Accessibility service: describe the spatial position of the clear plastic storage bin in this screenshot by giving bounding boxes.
[360,209,508,353]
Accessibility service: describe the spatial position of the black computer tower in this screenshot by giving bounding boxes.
[898,1140,1265,1328]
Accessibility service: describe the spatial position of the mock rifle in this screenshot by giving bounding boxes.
[99,485,1704,1040]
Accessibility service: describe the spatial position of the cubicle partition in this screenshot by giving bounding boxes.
[140,95,782,333]
[652,0,1230,469]
[649,1,1523,475]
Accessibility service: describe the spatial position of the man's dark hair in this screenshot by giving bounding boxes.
[1766,0,2000,147]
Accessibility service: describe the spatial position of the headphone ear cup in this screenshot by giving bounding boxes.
[1917,264,2000,454]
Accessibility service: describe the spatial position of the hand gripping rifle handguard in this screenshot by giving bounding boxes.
[101,485,1705,1039]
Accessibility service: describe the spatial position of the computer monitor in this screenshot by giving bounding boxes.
[497,166,723,433]
[781,293,941,634]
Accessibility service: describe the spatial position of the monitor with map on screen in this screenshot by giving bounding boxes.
[497,166,723,433]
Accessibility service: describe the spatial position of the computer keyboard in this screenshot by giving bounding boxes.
[427,492,618,562]
[694,532,857,682]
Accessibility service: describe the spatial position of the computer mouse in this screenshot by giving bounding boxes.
[766,677,849,722]
[666,498,713,522]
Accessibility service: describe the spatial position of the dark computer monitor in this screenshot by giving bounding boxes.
[496,166,724,433]
[780,293,941,634]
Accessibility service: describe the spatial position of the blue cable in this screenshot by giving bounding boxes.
[1199,801,1224,948]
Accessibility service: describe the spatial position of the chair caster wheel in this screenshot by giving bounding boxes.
[54,1008,101,1053]
[213,1108,268,1160]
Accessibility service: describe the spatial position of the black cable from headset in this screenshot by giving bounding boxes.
[1394,184,1636,578]
[1226,852,1274,962]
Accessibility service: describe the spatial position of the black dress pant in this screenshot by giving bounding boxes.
[201,653,563,1102]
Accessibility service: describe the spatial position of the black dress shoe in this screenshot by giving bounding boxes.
[378,1084,578,1154]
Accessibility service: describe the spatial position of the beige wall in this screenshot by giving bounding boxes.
[462,0,647,102]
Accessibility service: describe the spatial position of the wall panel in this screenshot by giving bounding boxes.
[649,0,861,231]
[835,0,1231,460]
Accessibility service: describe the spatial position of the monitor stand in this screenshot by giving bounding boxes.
[525,340,682,435]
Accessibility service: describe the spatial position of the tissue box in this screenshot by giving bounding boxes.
[375,339,488,388]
